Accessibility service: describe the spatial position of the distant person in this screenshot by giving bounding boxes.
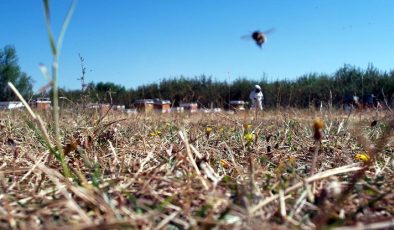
[353,95,360,107]
[366,94,376,108]
[343,95,355,112]
[249,85,264,110]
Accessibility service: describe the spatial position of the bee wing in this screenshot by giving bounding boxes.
[263,28,275,35]
[240,34,252,40]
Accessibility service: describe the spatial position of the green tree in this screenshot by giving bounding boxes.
[94,81,126,103]
[0,45,33,101]
[46,64,394,109]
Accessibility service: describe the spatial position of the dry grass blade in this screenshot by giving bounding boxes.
[7,82,53,149]
[6,152,49,192]
[313,115,394,227]
[279,189,286,217]
[154,211,179,230]
[332,219,394,230]
[179,129,210,190]
[249,163,363,214]
[7,82,71,178]
[1,110,392,229]
[23,153,92,223]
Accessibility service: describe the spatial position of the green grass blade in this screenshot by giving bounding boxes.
[42,0,57,56]
[43,0,50,19]
[57,0,77,56]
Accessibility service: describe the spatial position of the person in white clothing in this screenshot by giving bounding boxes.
[249,85,264,110]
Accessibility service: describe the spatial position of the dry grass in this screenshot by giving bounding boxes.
[0,108,393,229]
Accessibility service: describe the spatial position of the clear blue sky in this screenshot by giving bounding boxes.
[1,1,394,91]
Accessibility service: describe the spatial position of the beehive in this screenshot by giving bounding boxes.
[134,99,154,113]
[153,100,171,113]
[180,103,198,113]
[229,100,245,111]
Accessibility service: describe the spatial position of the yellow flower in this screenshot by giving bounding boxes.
[206,126,213,138]
[313,117,324,130]
[355,153,370,162]
[220,159,231,169]
[244,133,255,145]
[149,130,161,137]
[313,117,324,140]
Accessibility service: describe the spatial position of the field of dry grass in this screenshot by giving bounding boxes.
[0,108,393,229]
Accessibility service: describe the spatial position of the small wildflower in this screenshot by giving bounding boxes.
[354,153,370,162]
[244,133,255,146]
[149,130,161,137]
[220,159,231,169]
[206,126,212,138]
[313,117,324,141]
[313,117,324,130]
[287,156,296,167]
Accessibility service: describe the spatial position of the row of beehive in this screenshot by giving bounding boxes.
[134,99,246,113]
[1,97,247,113]
[0,98,51,110]
[134,99,199,113]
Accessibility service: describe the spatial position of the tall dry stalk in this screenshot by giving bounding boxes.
[8,0,77,178]
[41,0,77,177]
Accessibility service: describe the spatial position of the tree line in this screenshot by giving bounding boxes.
[60,65,394,109]
[2,45,394,109]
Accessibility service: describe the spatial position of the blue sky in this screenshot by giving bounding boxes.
[1,1,394,91]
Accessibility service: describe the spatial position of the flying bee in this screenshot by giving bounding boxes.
[241,28,275,48]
